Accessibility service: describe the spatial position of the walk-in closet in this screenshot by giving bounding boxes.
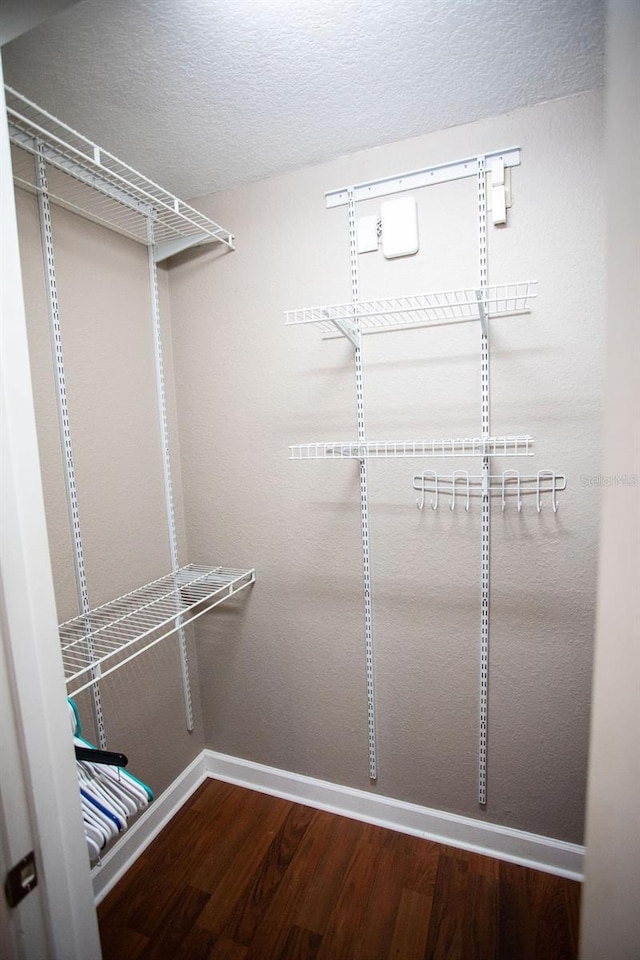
[1,2,638,959]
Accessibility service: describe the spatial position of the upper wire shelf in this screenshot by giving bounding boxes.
[289,436,534,460]
[285,282,536,338]
[5,86,234,258]
[60,564,255,695]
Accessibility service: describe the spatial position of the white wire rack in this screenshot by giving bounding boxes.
[6,86,234,258]
[60,565,255,695]
[285,282,536,337]
[289,436,534,460]
[413,470,567,511]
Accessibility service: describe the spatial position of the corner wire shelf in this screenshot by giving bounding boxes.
[289,435,534,460]
[60,565,255,696]
[5,85,234,261]
[285,281,536,339]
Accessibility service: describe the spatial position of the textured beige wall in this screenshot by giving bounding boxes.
[168,91,604,843]
[16,90,604,841]
[16,190,204,794]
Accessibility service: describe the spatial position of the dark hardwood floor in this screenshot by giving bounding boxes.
[98,779,580,960]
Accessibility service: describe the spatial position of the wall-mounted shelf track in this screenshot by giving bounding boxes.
[288,144,565,803]
[60,566,255,696]
[289,436,534,460]
[285,281,536,338]
[5,85,234,261]
[8,85,254,746]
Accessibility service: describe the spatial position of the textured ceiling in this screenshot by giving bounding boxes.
[3,0,605,199]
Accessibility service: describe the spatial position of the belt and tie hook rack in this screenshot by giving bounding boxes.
[414,469,567,513]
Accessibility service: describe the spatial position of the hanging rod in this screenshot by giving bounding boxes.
[5,85,235,257]
[413,470,567,512]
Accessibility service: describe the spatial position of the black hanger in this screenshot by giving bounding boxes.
[74,745,128,768]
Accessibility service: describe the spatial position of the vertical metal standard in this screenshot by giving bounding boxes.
[147,223,194,732]
[35,146,107,748]
[347,188,377,780]
[477,157,490,805]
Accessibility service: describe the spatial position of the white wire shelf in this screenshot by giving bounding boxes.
[285,282,536,338]
[289,436,534,460]
[60,565,255,695]
[5,86,234,258]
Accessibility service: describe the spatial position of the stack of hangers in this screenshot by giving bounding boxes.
[68,699,153,863]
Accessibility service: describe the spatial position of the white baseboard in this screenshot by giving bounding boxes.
[92,749,584,903]
[204,750,585,881]
[91,751,208,904]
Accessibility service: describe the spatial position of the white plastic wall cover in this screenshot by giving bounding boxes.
[381,197,419,259]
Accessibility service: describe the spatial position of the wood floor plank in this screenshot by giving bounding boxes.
[189,778,238,815]
[99,781,233,934]
[242,810,363,960]
[152,922,218,960]
[450,845,501,879]
[98,921,149,960]
[98,806,205,929]
[292,811,365,934]
[401,836,441,897]
[424,851,500,960]
[424,853,472,960]
[463,871,499,960]
[275,924,323,960]
[113,809,214,936]
[313,831,380,960]
[315,825,407,960]
[564,876,582,957]
[207,938,248,960]
[498,860,576,960]
[222,802,318,947]
[197,792,291,933]
[190,786,290,893]
[137,884,211,960]
[387,887,432,960]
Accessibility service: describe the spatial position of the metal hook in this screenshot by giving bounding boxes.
[551,472,559,513]
[416,471,439,511]
[536,470,558,514]
[501,470,521,512]
[452,470,470,511]
[536,470,545,513]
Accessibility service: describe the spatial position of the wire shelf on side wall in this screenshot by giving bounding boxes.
[60,565,255,695]
[5,85,234,255]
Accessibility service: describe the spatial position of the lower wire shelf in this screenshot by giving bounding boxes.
[60,564,255,695]
[289,436,534,460]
